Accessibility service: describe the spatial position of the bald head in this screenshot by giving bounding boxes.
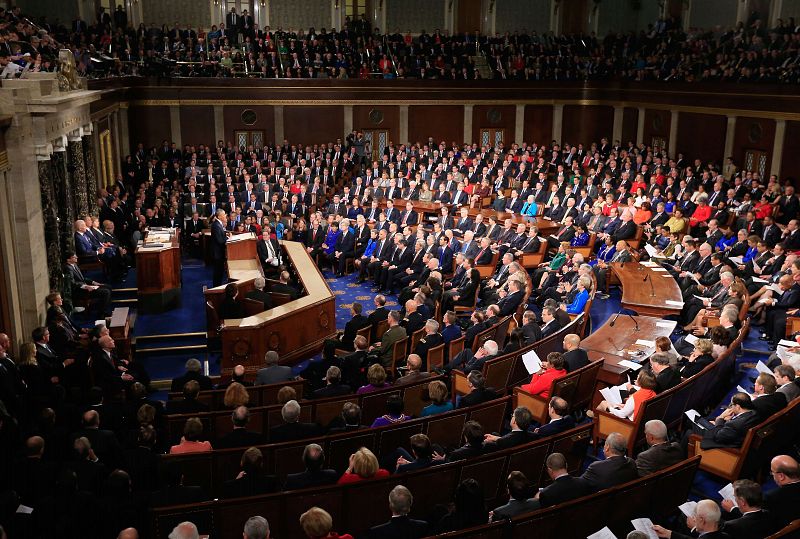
[117,529,139,539]
[771,455,800,485]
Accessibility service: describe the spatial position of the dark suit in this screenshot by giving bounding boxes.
[457,387,499,408]
[166,398,209,415]
[269,421,321,443]
[752,392,787,420]
[214,428,265,449]
[635,442,683,476]
[580,455,638,492]
[151,485,209,507]
[221,474,279,499]
[484,430,534,452]
[255,365,293,385]
[540,319,562,339]
[700,410,760,450]
[368,515,429,539]
[563,349,589,372]
[312,383,352,398]
[245,288,273,310]
[655,367,682,393]
[531,416,576,439]
[284,468,339,490]
[211,220,228,286]
[334,230,356,274]
[170,371,213,392]
[538,474,592,508]
[722,509,781,539]
[256,237,281,274]
[764,481,800,527]
[491,498,541,521]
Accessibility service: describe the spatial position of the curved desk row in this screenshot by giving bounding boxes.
[611,260,684,317]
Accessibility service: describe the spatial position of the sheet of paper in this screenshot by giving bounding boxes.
[752,277,768,284]
[736,385,752,397]
[693,295,707,301]
[16,504,33,514]
[656,321,675,328]
[684,334,699,345]
[685,409,704,428]
[777,346,790,361]
[719,483,738,507]
[644,244,658,257]
[599,385,623,406]
[665,300,684,307]
[756,361,773,375]
[689,273,701,283]
[770,284,784,295]
[587,527,618,539]
[778,339,796,348]
[630,518,659,539]
[728,256,743,265]
[522,349,542,374]
[652,267,668,272]
[678,501,698,518]
[635,339,656,347]
[619,359,643,371]
[752,260,762,274]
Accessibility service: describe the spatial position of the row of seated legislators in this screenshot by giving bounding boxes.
[3,125,800,538]
[9,3,800,83]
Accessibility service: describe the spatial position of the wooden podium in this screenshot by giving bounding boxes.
[136,230,181,313]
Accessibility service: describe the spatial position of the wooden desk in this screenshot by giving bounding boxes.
[136,231,181,313]
[581,315,677,403]
[610,261,683,317]
[210,240,336,375]
[225,233,258,260]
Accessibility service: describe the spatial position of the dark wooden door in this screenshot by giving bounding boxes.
[561,0,588,34]
[456,0,482,34]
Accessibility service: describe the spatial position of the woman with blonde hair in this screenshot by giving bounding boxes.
[276,385,297,405]
[223,381,250,408]
[357,364,389,394]
[299,506,354,539]
[18,342,49,404]
[337,447,390,484]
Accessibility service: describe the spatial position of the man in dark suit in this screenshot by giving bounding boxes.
[718,479,782,538]
[491,471,540,521]
[496,278,525,317]
[367,295,389,341]
[220,446,279,499]
[531,397,576,439]
[751,373,787,419]
[540,306,563,339]
[685,392,761,451]
[270,270,299,300]
[322,302,369,364]
[561,334,589,372]
[64,252,112,317]
[211,210,229,286]
[166,380,210,415]
[537,452,592,508]
[368,485,429,539]
[521,310,543,344]
[269,400,321,443]
[90,335,134,395]
[651,354,682,393]
[457,370,499,408]
[170,358,213,392]
[635,420,683,476]
[580,432,638,492]
[256,229,281,276]
[245,277,273,311]
[284,444,339,490]
[763,455,800,528]
[213,405,266,450]
[763,274,800,346]
[394,433,435,474]
[32,326,72,385]
[413,321,443,370]
[312,366,352,398]
[334,218,356,276]
[484,406,535,451]
[70,410,122,469]
[255,350,294,385]
[652,500,730,539]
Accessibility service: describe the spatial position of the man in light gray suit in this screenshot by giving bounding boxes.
[255,350,294,385]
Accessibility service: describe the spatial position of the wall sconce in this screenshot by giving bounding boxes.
[488,0,495,14]
[334,0,340,8]
[260,0,266,5]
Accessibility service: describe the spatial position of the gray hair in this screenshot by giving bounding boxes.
[389,485,413,515]
[253,277,266,290]
[168,522,199,539]
[626,532,649,539]
[264,350,280,366]
[695,499,722,526]
[281,400,301,423]
[425,319,440,332]
[605,432,627,456]
[243,516,270,539]
[185,358,201,372]
[644,420,668,441]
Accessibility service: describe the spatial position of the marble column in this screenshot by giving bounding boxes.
[83,129,99,214]
[51,138,76,256]
[68,130,89,219]
[37,149,62,293]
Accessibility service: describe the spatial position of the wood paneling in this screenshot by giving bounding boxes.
[408,105,464,144]
[223,105,276,144]
[353,105,400,143]
[732,116,776,176]
[562,105,614,147]
[622,107,638,145]
[642,108,671,148]
[677,113,727,165]
[781,121,800,187]
[456,0,483,33]
[180,106,215,148]
[561,0,588,33]
[128,106,172,149]
[283,106,344,145]
[523,105,553,145]
[472,105,516,144]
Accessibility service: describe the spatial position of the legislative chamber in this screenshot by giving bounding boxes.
[1,1,800,538]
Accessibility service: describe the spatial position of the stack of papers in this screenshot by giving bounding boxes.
[719,483,738,507]
[778,339,797,348]
[652,267,668,272]
[599,385,623,405]
[685,409,705,429]
[619,360,643,371]
[665,300,684,307]
[587,527,618,539]
[630,518,659,539]
[522,349,542,374]
[678,501,698,517]
[635,339,656,348]
[684,334,699,345]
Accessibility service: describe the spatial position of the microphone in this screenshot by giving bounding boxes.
[608,311,623,327]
